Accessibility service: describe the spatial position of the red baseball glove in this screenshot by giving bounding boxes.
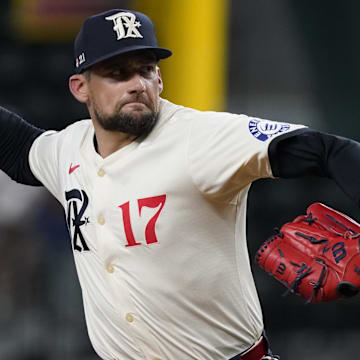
[256,203,360,303]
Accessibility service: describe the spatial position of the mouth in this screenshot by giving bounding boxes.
[122,100,151,112]
[124,101,146,106]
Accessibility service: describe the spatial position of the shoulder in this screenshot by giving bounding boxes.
[53,118,92,138]
[159,98,249,126]
[34,119,93,148]
[158,99,305,142]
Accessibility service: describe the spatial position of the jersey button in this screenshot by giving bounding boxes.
[125,313,134,323]
[97,168,105,177]
[106,265,114,273]
[97,215,105,225]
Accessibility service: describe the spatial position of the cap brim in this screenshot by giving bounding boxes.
[77,45,172,73]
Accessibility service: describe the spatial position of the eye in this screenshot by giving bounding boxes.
[110,68,124,77]
[141,65,155,77]
[108,68,129,80]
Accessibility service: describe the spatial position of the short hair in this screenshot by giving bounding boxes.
[83,70,92,80]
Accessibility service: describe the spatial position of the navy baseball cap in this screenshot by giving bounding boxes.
[74,9,172,73]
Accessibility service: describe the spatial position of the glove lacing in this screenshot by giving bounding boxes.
[325,214,360,239]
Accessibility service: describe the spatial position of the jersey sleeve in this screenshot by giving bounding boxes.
[28,130,62,200]
[188,113,306,201]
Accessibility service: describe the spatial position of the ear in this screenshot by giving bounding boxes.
[156,66,163,94]
[69,74,89,103]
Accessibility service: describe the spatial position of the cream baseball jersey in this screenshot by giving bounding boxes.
[29,99,304,360]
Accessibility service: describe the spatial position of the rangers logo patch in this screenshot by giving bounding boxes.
[248,118,290,141]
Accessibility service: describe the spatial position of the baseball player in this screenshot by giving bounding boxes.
[1,8,360,360]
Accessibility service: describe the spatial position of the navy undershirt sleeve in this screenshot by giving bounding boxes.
[0,106,44,186]
[268,128,360,206]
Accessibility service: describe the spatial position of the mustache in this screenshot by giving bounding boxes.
[119,95,152,109]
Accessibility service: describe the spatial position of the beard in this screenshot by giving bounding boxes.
[92,100,159,137]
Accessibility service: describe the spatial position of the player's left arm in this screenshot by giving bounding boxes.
[268,129,360,205]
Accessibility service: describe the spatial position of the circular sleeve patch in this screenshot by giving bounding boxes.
[248,118,291,141]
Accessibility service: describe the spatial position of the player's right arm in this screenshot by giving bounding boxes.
[0,106,44,186]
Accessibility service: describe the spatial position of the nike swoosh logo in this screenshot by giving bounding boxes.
[69,163,80,174]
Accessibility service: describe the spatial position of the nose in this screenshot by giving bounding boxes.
[127,73,146,94]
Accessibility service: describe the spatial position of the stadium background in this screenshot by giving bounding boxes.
[0,0,359,359]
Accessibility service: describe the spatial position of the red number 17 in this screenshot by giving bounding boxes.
[118,195,166,247]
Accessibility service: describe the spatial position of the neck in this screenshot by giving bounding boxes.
[93,123,137,158]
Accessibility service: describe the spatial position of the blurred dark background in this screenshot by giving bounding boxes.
[0,0,359,359]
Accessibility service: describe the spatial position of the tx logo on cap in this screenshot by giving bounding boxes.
[105,11,143,40]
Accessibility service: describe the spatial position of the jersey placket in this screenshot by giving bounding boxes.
[92,157,164,360]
